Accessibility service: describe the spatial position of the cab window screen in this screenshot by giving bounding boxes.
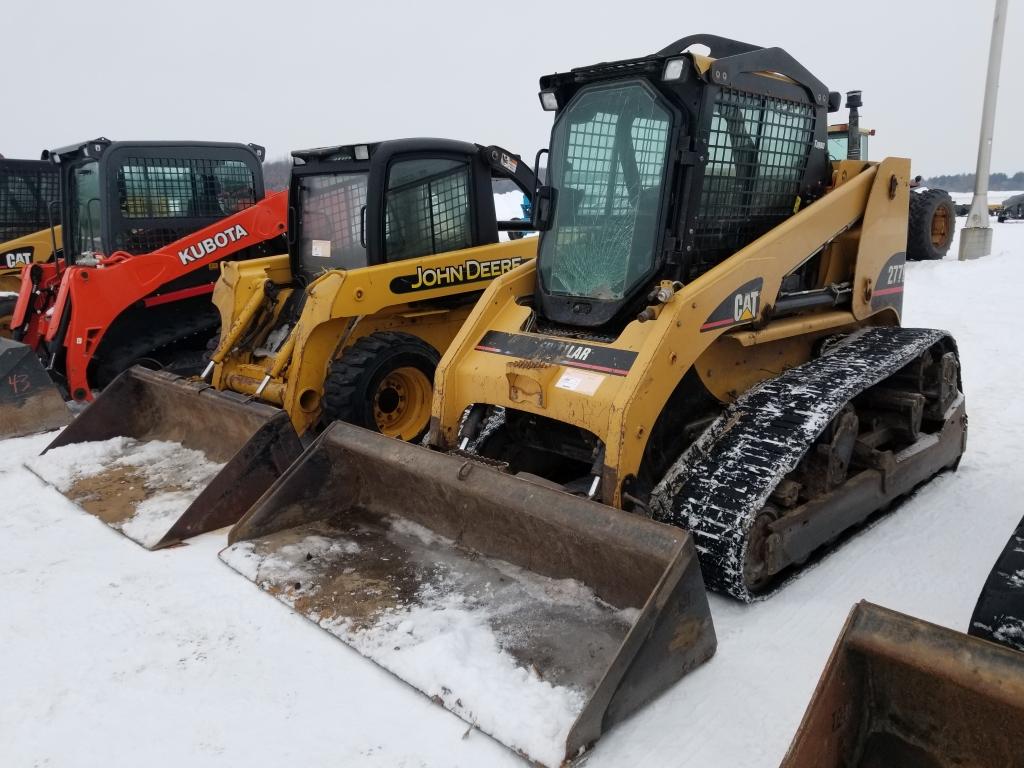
[117,158,256,219]
[0,162,61,241]
[298,172,369,278]
[384,158,471,261]
[113,157,257,253]
[539,82,671,301]
[693,89,815,273]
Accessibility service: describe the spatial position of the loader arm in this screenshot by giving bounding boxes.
[11,259,62,346]
[433,158,910,506]
[45,190,287,400]
[209,238,537,434]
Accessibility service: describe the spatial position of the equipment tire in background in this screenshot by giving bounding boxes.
[322,331,439,441]
[908,189,956,261]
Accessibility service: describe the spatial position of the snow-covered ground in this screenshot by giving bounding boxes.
[2,218,1023,767]
[949,190,1023,206]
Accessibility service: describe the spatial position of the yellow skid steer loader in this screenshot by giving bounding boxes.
[220,34,965,764]
[35,139,538,549]
[0,157,62,334]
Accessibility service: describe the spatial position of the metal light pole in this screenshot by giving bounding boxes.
[959,0,1009,260]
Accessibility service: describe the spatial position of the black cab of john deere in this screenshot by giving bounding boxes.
[533,34,840,329]
[286,139,537,286]
[0,157,61,245]
[51,138,269,267]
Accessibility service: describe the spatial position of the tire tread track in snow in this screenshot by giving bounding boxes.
[651,326,955,602]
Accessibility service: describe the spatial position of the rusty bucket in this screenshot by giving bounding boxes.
[222,421,717,766]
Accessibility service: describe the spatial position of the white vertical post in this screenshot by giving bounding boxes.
[959,0,1009,260]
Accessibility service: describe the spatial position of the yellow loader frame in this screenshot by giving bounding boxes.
[208,238,537,435]
[431,159,910,507]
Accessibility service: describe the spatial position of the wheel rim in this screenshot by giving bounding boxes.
[372,366,432,440]
[931,206,951,247]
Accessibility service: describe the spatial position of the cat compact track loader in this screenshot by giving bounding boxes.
[0,139,287,440]
[218,34,965,765]
[32,139,538,550]
[0,157,62,334]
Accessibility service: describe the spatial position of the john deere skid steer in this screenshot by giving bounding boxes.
[34,139,539,550]
[0,157,61,334]
[219,35,965,764]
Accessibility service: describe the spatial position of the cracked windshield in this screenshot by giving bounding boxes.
[539,82,671,301]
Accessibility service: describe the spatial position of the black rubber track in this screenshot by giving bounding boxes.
[91,312,219,388]
[969,512,1024,651]
[650,327,957,602]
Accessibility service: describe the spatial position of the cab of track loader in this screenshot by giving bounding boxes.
[532,34,840,329]
[52,138,273,265]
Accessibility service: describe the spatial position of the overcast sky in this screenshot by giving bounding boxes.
[3,0,1019,176]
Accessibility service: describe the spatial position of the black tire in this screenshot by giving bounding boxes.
[203,334,220,363]
[0,294,17,337]
[321,331,440,441]
[907,189,956,261]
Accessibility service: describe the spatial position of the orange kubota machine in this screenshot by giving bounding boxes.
[1,139,286,439]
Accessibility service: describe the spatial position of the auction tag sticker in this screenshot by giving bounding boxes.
[555,369,604,396]
[311,239,331,259]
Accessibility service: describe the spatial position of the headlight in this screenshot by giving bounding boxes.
[662,58,687,81]
[538,91,558,111]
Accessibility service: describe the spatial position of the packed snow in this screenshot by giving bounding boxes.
[2,217,1024,767]
[25,436,225,548]
[221,517,635,767]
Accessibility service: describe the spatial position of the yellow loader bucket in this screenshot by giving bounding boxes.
[781,601,1024,767]
[0,337,70,439]
[29,366,302,549]
[221,422,716,767]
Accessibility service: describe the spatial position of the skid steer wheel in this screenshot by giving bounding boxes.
[322,331,439,441]
[0,295,16,338]
[907,189,956,261]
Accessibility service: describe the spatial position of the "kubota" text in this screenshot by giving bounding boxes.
[178,224,249,265]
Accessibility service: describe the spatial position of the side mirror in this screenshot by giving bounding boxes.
[532,185,558,232]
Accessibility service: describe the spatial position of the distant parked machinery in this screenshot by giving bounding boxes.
[827,98,956,261]
[998,192,1024,222]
